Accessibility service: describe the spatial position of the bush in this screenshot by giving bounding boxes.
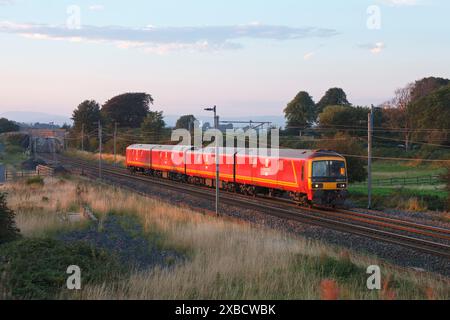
[0,118,20,134]
[26,176,44,186]
[0,238,125,299]
[317,132,367,182]
[0,193,21,245]
[5,133,28,147]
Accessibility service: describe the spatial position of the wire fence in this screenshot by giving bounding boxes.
[3,165,55,182]
[353,175,444,187]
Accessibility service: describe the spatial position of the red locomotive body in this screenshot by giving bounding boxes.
[126,144,348,206]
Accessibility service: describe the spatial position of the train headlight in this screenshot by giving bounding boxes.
[337,183,347,189]
[312,183,323,189]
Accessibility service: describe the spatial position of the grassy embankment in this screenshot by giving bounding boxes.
[0,137,27,171]
[0,176,449,300]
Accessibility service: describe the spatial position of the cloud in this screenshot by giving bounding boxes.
[89,4,104,11]
[377,0,423,6]
[0,21,339,54]
[0,0,15,5]
[303,52,315,60]
[359,42,385,54]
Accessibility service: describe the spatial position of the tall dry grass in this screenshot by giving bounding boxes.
[65,149,125,167]
[1,177,449,299]
[0,178,84,236]
[75,180,449,300]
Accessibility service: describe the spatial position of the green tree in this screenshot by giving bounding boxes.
[316,88,350,116]
[71,100,101,151]
[0,192,21,244]
[141,111,166,143]
[410,77,449,102]
[318,105,382,136]
[318,106,370,135]
[71,100,101,133]
[382,77,449,150]
[409,84,450,145]
[0,118,19,134]
[382,83,414,150]
[284,91,316,134]
[319,105,360,131]
[102,93,154,128]
[175,115,196,130]
[317,132,367,183]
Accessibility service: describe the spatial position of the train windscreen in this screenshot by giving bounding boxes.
[312,160,346,178]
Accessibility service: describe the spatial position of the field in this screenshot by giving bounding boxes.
[349,161,448,211]
[0,176,449,300]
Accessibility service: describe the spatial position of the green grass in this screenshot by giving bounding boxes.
[0,144,27,169]
[26,176,45,186]
[349,186,447,211]
[349,185,447,199]
[370,161,446,179]
[0,238,126,299]
[349,160,448,211]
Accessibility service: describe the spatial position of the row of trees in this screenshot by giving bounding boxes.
[72,93,156,132]
[284,88,350,131]
[71,93,159,152]
[384,77,450,150]
[0,118,20,134]
[282,77,450,182]
[68,77,448,181]
[70,93,203,153]
[283,77,450,148]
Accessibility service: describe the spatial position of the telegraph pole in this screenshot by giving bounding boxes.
[52,138,56,164]
[214,109,220,216]
[98,121,102,179]
[113,122,117,166]
[33,136,37,161]
[204,106,220,216]
[367,105,374,209]
[81,123,84,151]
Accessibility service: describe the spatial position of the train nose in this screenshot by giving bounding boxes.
[312,190,349,206]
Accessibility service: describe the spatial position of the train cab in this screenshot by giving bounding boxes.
[308,151,348,206]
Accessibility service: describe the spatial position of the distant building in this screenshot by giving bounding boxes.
[202,122,211,131]
[202,122,233,132]
[25,128,66,145]
[24,128,67,153]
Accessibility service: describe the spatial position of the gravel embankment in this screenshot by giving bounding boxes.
[58,214,183,270]
[351,206,450,228]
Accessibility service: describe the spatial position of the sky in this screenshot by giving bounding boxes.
[0,0,449,119]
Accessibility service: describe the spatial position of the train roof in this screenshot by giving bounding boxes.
[185,146,343,159]
[127,144,344,160]
[126,144,159,151]
[127,144,192,152]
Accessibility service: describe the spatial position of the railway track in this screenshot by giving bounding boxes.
[46,154,450,259]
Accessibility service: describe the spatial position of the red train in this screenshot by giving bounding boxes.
[126,144,349,206]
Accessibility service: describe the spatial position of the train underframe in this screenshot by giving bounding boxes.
[128,166,347,208]
[312,190,349,207]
